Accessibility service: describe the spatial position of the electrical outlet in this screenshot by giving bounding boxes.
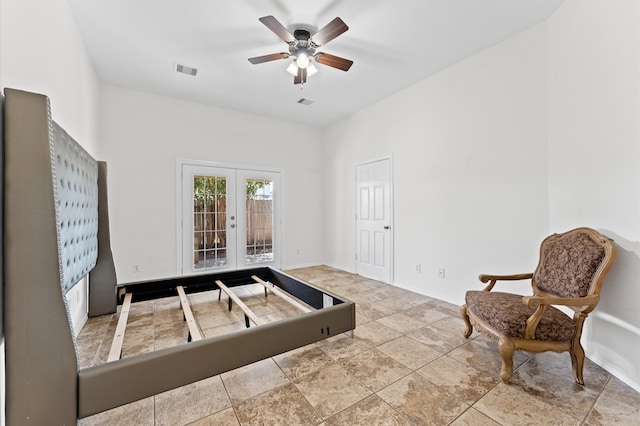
[132,263,141,273]
[416,264,422,273]
[438,268,446,279]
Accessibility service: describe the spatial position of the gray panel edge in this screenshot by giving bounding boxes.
[88,161,117,316]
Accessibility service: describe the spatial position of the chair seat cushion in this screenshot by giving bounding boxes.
[465,291,576,342]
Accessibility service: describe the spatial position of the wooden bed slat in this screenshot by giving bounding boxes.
[251,275,313,313]
[215,280,264,327]
[107,293,132,362]
[176,286,203,342]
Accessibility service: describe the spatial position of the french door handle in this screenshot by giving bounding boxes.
[384,226,390,230]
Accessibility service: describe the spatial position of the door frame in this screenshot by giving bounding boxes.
[355,156,394,284]
[176,158,284,276]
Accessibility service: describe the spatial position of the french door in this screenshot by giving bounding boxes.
[180,163,281,274]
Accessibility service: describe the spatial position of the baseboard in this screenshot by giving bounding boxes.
[282,261,324,271]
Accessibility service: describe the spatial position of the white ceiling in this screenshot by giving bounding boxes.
[68,0,564,128]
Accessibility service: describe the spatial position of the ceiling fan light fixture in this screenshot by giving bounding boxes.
[306,62,318,77]
[286,61,299,76]
[296,53,310,69]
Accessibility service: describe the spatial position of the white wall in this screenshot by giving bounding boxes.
[547,0,640,390]
[324,0,640,392]
[99,85,324,283]
[323,23,550,303]
[0,0,101,423]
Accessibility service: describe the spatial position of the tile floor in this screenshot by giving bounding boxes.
[77,266,640,425]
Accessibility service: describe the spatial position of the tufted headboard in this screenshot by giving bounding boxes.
[52,120,99,292]
[3,88,116,424]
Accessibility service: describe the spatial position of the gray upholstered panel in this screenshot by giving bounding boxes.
[88,161,118,315]
[4,88,79,424]
[52,122,99,292]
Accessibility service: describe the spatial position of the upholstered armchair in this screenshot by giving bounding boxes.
[460,227,617,384]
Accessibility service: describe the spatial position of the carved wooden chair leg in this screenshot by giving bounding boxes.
[570,339,586,385]
[498,337,515,383]
[460,304,473,338]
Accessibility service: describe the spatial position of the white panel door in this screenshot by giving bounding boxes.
[356,159,392,283]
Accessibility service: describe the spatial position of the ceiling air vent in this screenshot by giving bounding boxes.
[175,63,198,76]
[297,98,313,105]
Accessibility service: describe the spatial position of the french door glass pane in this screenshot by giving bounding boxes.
[193,175,227,269]
[245,178,273,264]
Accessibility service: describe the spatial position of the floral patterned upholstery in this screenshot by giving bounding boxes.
[534,232,606,298]
[465,291,575,342]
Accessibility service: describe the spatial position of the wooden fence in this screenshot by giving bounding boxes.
[193,198,272,263]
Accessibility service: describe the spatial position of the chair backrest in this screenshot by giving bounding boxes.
[532,227,616,312]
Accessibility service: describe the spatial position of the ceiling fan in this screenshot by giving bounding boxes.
[248,15,353,85]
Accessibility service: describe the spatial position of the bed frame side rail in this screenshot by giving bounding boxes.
[77,301,355,418]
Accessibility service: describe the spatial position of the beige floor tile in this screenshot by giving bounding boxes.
[153,306,184,325]
[511,360,600,420]
[377,372,470,425]
[522,351,611,390]
[407,323,469,353]
[352,320,403,347]
[235,383,322,426]
[339,348,412,392]
[221,358,291,405]
[355,311,374,326]
[428,299,462,317]
[377,336,442,370]
[121,328,155,358]
[355,301,398,321]
[377,312,428,333]
[429,315,474,338]
[402,302,450,325]
[447,338,530,377]
[78,397,154,426]
[450,407,501,426]
[324,394,412,426]
[188,407,239,425]
[473,383,579,426]
[417,355,500,405]
[273,344,336,379]
[155,375,231,426]
[128,300,155,316]
[154,295,181,312]
[317,333,371,361]
[584,377,640,425]
[293,363,372,419]
[201,321,246,339]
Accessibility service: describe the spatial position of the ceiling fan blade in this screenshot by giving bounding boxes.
[248,52,290,64]
[259,15,296,44]
[294,67,307,85]
[311,17,348,46]
[315,53,353,71]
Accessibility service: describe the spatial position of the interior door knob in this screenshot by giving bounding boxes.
[230,224,236,228]
[384,226,390,229]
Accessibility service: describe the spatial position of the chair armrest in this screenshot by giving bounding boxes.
[522,294,600,309]
[521,294,600,339]
[478,273,533,292]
